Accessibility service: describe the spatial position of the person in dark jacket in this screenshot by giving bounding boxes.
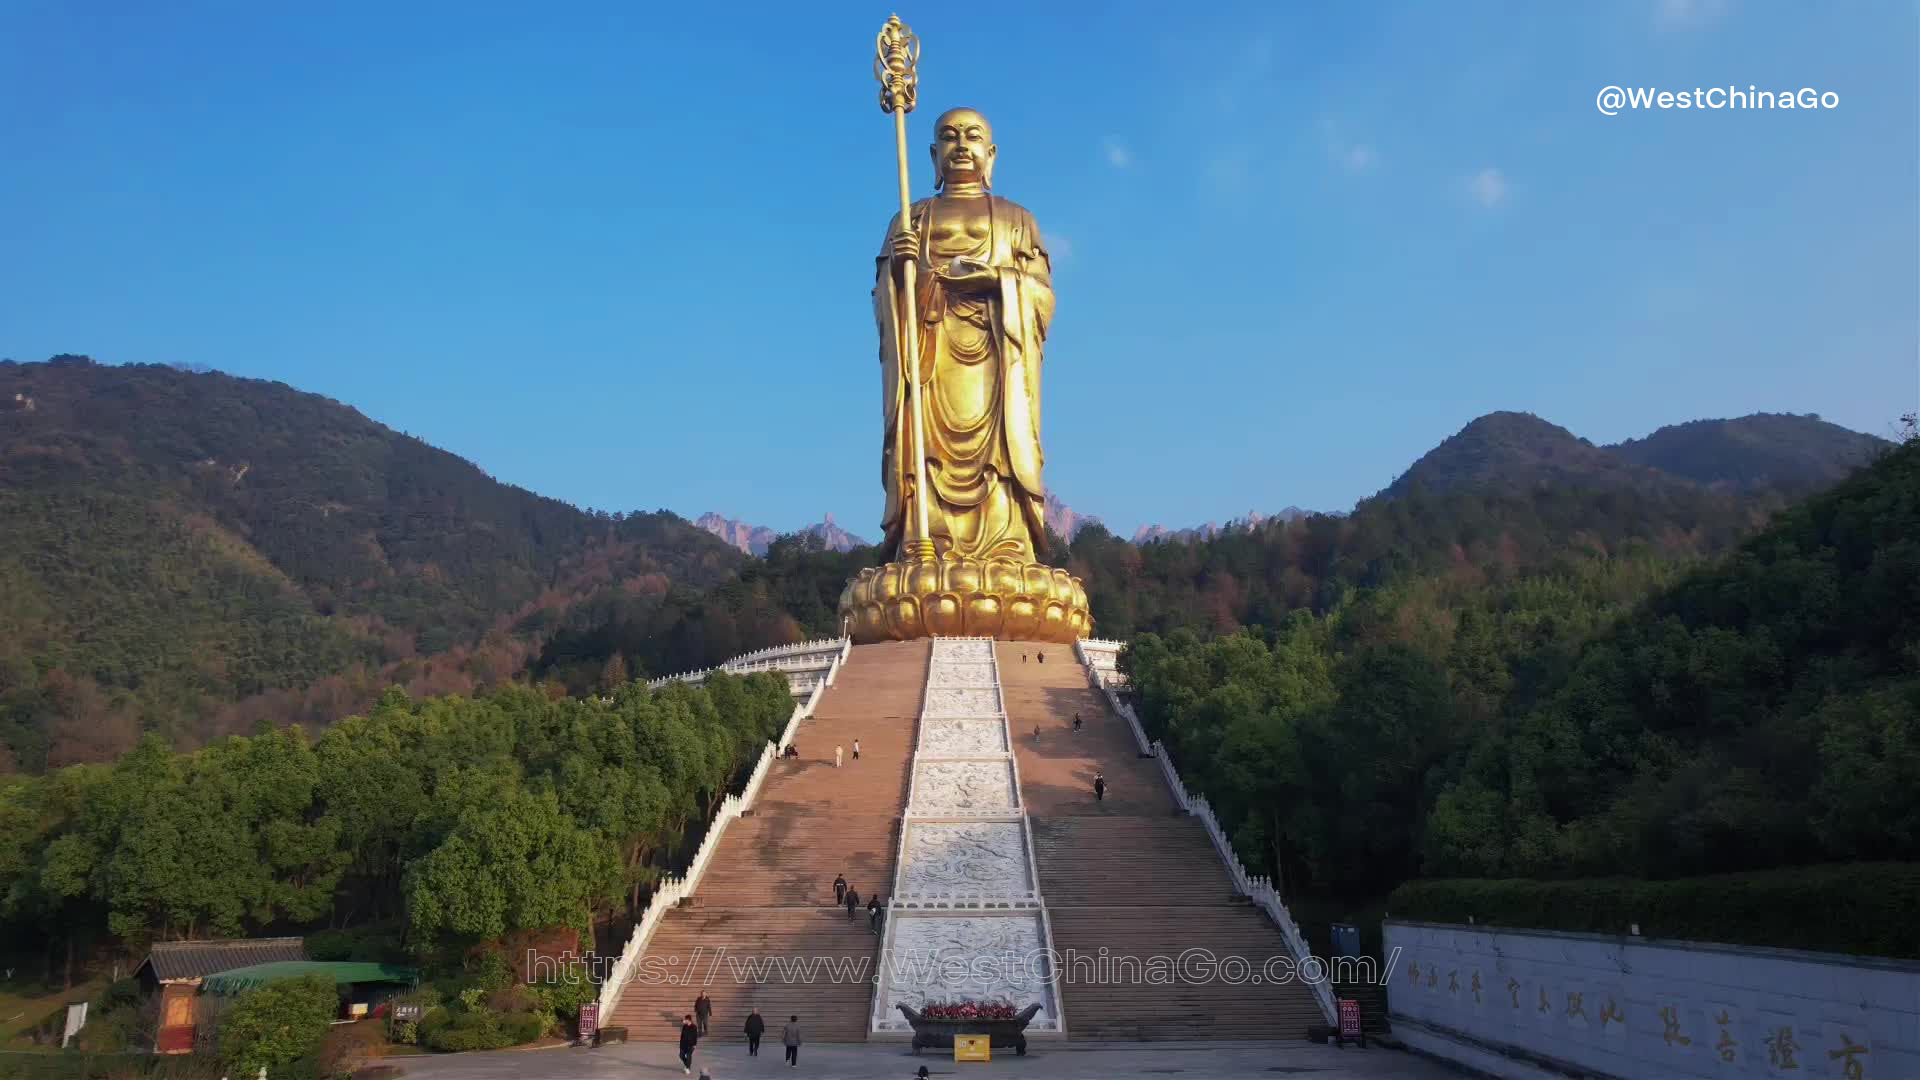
[1093,771,1107,802]
[867,894,883,935]
[744,1008,765,1056]
[1073,712,1082,732]
[845,887,860,920]
[783,1015,802,1066]
[833,872,848,905]
[678,1014,699,1073]
[693,991,712,1035]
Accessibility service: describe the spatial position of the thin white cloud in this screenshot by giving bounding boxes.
[1044,232,1074,261]
[1340,144,1379,174]
[1102,136,1133,169]
[1466,167,1509,208]
[1655,0,1731,31]
[1319,115,1379,176]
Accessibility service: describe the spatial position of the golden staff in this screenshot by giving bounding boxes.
[875,14,936,563]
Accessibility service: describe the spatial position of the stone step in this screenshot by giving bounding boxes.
[996,641,1175,818]
[1029,817,1242,905]
[1046,906,1326,1040]
[998,641,1328,1042]
[605,641,928,1043]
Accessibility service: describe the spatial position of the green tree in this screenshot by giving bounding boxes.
[220,974,339,1073]
[405,786,620,940]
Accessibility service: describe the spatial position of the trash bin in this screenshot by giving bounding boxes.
[1331,922,1361,959]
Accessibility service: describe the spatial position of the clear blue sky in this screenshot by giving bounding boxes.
[3,1,1915,538]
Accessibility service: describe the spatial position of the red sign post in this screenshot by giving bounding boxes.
[578,1002,600,1046]
[1336,998,1367,1048]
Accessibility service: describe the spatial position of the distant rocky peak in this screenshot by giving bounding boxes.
[1044,492,1101,541]
[696,511,870,557]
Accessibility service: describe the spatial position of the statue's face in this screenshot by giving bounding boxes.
[932,108,996,189]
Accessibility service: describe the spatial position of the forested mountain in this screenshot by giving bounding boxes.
[0,356,742,769]
[1121,434,1918,903]
[1382,410,1887,500]
[1383,411,1695,498]
[1,353,1892,781]
[529,533,882,695]
[1061,478,1776,641]
[1606,412,1890,495]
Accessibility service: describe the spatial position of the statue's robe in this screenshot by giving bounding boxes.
[874,193,1055,563]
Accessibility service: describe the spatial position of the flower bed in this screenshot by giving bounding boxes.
[897,1002,1042,1055]
[920,1001,1019,1021]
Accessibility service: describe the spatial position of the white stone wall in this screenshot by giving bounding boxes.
[899,822,1034,895]
[911,760,1018,814]
[919,718,1009,755]
[881,914,1053,1018]
[873,637,1062,1033]
[1385,919,1920,1079]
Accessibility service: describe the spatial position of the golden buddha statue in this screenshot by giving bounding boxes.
[839,107,1091,643]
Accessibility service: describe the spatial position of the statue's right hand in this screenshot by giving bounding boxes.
[889,228,921,264]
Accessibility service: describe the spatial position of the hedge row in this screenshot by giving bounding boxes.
[1386,862,1920,960]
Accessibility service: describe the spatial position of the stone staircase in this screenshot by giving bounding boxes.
[999,641,1327,1040]
[997,641,1172,818]
[609,634,1327,1043]
[607,640,927,1042]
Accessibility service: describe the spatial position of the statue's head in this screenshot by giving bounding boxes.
[931,107,995,190]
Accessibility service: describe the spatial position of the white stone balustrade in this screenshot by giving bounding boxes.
[647,637,850,690]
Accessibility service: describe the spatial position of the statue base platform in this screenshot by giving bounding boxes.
[838,556,1091,644]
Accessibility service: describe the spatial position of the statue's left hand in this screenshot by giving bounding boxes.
[937,262,999,294]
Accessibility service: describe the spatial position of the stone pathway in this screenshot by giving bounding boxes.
[389,1038,1463,1079]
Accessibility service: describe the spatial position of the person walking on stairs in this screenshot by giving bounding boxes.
[693,991,712,1036]
[845,887,860,921]
[867,894,883,935]
[1093,771,1107,802]
[678,1014,699,1074]
[1038,650,1046,663]
[783,1015,802,1066]
[744,1008,765,1056]
[852,737,861,760]
[1033,724,1041,743]
[833,873,848,906]
[835,744,844,767]
[1073,712,1082,733]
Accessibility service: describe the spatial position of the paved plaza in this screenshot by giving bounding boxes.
[389,1038,1463,1079]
